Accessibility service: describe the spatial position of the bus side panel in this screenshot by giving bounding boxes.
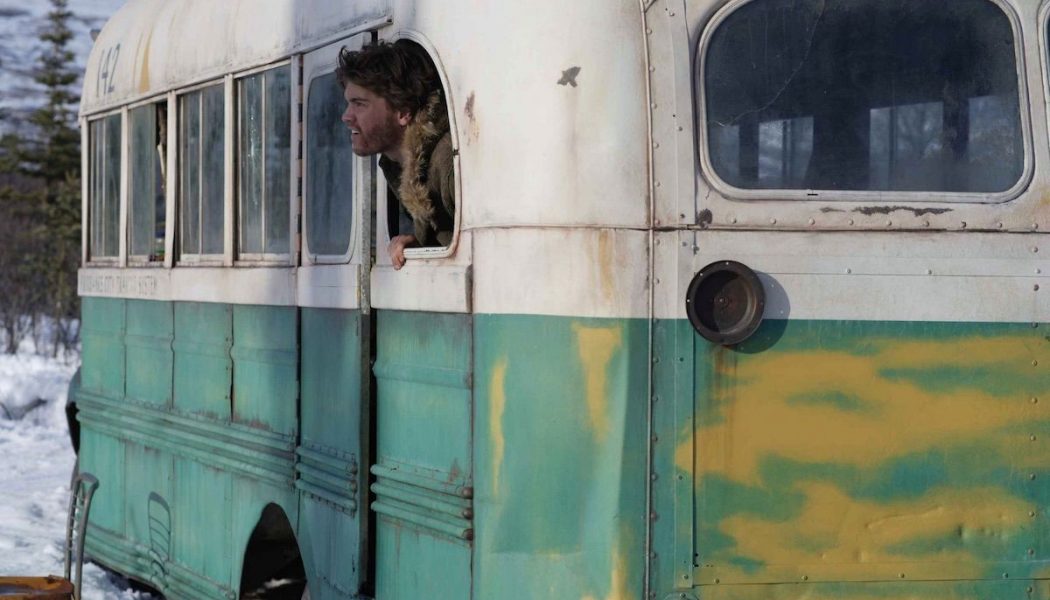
[232,305,298,435]
[473,314,648,600]
[298,308,366,599]
[372,310,473,600]
[654,318,1050,597]
[173,302,232,420]
[125,299,173,408]
[80,297,130,568]
[172,457,234,591]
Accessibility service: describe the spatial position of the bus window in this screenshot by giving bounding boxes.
[129,102,166,262]
[179,83,225,258]
[88,113,120,260]
[237,65,292,259]
[305,71,354,259]
[703,0,1023,195]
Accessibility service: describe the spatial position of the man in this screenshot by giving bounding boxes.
[337,40,455,270]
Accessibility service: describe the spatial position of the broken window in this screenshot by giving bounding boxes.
[703,0,1024,195]
[89,113,121,259]
[129,102,166,262]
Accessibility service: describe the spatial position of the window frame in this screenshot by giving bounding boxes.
[234,60,295,266]
[85,107,124,266]
[176,78,228,266]
[126,95,169,267]
[694,0,1034,204]
[301,63,362,266]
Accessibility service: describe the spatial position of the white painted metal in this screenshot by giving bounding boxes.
[679,0,1050,233]
[164,92,176,269]
[79,267,297,306]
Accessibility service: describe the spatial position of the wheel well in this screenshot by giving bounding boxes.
[239,503,306,599]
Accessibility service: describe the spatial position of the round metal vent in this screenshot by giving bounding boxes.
[685,260,765,345]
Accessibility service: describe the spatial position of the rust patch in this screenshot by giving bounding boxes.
[597,230,616,303]
[698,209,713,228]
[138,28,154,93]
[490,357,508,496]
[464,91,480,144]
[572,323,623,442]
[853,205,952,216]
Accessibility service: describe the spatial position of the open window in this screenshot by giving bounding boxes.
[178,82,225,262]
[128,100,167,264]
[237,64,293,263]
[701,0,1026,199]
[88,112,121,262]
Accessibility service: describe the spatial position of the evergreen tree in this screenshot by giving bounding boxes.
[26,0,80,188]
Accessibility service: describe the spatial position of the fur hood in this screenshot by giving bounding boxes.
[398,90,450,230]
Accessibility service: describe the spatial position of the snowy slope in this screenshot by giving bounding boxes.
[0,341,155,599]
[0,0,125,132]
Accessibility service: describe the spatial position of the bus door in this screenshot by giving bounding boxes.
[368,72,474,598]
[296,34,375,600]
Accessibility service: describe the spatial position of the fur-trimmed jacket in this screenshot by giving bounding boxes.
[379,91,455,247]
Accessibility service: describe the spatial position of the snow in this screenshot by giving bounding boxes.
[0,337,156,599]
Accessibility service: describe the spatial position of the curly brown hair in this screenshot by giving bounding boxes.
[336,40,441,116]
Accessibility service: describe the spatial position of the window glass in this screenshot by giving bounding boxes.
[238,66,291,257]
[306,72,353,257]
[129,103,165,261]
[89,114,121,259]
[704,0,1023,194]
[179,84,225,258]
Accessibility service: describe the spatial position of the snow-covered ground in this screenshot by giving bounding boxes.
[0,338,155,599]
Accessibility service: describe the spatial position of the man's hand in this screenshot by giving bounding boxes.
[388,234,418,270]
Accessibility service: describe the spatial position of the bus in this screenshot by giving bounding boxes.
[75,0,1050,598]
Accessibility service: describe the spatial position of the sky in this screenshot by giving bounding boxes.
[0,0,126,133]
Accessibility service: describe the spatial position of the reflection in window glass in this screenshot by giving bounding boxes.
[306,72,353,257]
[238,66,291,257]
[179,84,225,257]
[704,0,1023,194]
[129,103,166,261]
[89,114,121,259]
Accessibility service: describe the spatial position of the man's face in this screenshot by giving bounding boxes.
[341,82,410,159]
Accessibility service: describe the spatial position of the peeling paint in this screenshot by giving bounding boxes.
[853,205,953,216]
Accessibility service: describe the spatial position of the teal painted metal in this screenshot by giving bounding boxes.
[373,309,473,600]
[78,299,304,600]
[652,318,1050,600]
[473,314,649,600]
[297,308,368,600]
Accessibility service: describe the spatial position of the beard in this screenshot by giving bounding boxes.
[350,113,405,158]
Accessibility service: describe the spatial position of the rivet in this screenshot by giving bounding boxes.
[650,551,657,559]
[1034,224,1041,231]
[848,219,855,226]
[677,126,684,132]
[652,435,659,443]
[682,241,688,247]
[770,218,777,225]
[655,278,661,284]
[1029,548,1036,556]
[1034,247,1040,254]
[677,474,684,481]
[845,268,852,274]
[653,357,660,363]
[1030,473,1037,481]
[652,395,659,403]
[1003,572,1010,579]
[1032,396,1039,403]
[651,103,658,110]
[801,575,809,581]
[649,66,656,72]
[1034,323,1040,328]
[651,473,658,481]
[1033,360,1039,367]
[961,221,968,229]
[655,219,661,226]
[669,11,675,16]
[646,28,653,34]
[1032,435,1038,441]
[653,142,660,149]
[923,221,930,227]
[683,574,689,580]
[730,217,737,224]
[655,181,661,188]
[680,214,686,219]
[999,222,1005,229]
[926,269,933,275]
[886,220,892,227]
[1029,586,1035,594]
[650,511,658,520]
[1031,510,1037,517]
[714,578,720,584]
[1036,284,1041,292]
[808,218,815,226]
[1038,269,1043,275]
[899,573,906,579]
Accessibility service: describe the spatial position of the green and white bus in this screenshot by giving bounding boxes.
[76,0,1050,598]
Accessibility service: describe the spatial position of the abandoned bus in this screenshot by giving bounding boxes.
[74,0,1050,598]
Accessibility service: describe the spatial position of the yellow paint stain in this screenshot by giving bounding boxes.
[137,28,153,93]
[716,482,1030,582]
[675,335,1049,484]
[490,357,508,497]
[573,323,623,441]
